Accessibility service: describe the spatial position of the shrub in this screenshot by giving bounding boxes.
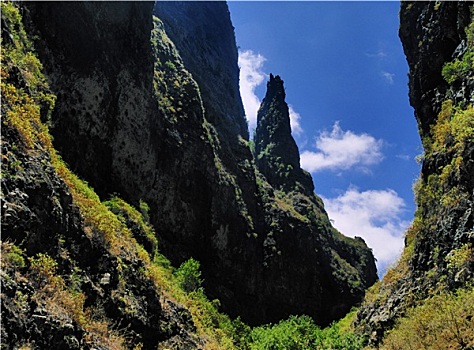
[175,258,203,293]
[248,314,364,350]
[249,315,320,350]
[1,242,26,269]
[442,14,474,84]
[381,288,474,350]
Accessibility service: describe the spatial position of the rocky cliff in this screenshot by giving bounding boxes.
[1,3,203,348]
[154,3,377,325]
[1,1,377,347]
[355,2,474,345]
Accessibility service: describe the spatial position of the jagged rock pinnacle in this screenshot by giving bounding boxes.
[255,74,314,194]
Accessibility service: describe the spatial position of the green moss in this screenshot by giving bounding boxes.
[330,249,362,294]
[445,244,473,271]
[1,4,247,349]
[151,16,203,124]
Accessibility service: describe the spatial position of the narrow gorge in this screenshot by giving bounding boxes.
[1,1,472,349]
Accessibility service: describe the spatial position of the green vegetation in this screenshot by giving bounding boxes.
[249,313,364,350]
[1,242,26,269]
[360,8,474,349]
[380,288,474,350]
[1,3,234,348]
[6,1,473,349]
[1,1,56,150]
[442,13,474,84]
[105,196,158,257]
[151,16,202,123]
[364,84,474,350]
[175,258,203,293]
[414,99,473,248]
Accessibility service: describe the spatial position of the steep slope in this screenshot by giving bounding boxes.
[154,1,248,141]
[153,2,377,326]
[355,2,474,346]
[10,0,377,329]
[0,4,207,348]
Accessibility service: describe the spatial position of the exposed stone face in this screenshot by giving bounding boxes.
[399,1,472,138]
[1,49,200,350]
[154,1,248,141]
[16,0,377,329]
[23,1,157,199]
[250,74,377,325]
[400,0,474,289]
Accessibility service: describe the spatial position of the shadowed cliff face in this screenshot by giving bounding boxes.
[155,3,377,325]
[1,3,204,348]
[356,2,474,345]
[399,1,472,138]
[154,1,248,141]
[23,1,157,199]
[398,0,473,283]
[19,0,377,327]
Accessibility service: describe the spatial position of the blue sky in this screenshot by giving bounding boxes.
[228,1,422,275]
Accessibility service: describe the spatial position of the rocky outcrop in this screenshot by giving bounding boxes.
[22,1,157,199]
[250,74,377,325]
[400,0,474,304]
[399,1,472,139]
[355,2,474,344]
[255,74,314,195]
[7,0,378,330]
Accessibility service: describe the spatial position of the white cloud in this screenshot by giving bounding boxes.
[300,122,383,173]
[289,105,303,136]
[238,50,266,132]
[238,50,303,136]
[321,187,408,275]
[381,71,395,84]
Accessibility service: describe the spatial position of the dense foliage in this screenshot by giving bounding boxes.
[380,288,474,350]
[249,313,364,350]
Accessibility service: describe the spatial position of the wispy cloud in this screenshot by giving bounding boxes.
[381,71,395,84]
[300,122,383,173]
[321,187,408,275]
[396,154,410,161]
[289,105,303,136]
[238,50,266,132]
[365,49,387,59]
